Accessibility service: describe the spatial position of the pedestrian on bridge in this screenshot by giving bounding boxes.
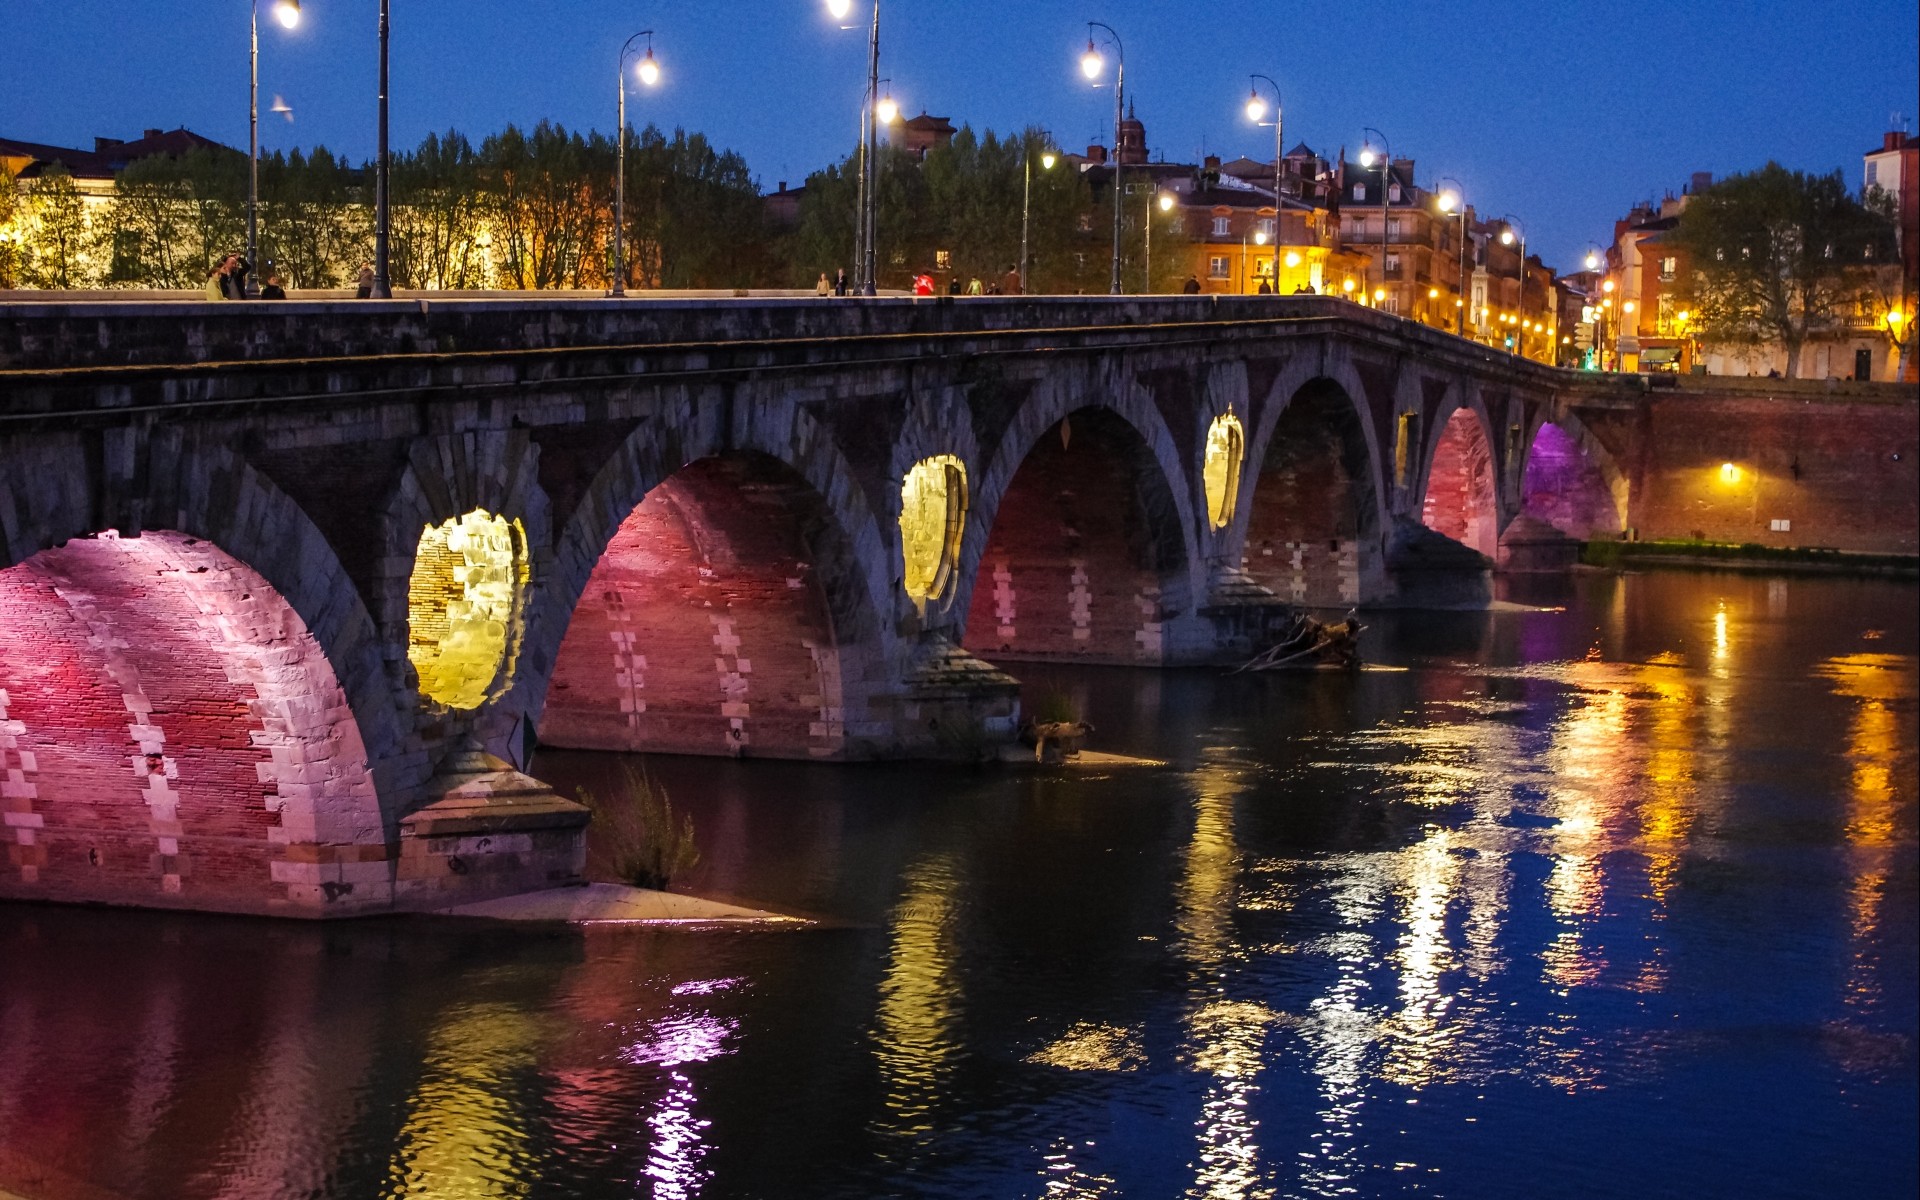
[833,268,850,297]
[355,262,375,300]
[815,273,832,296]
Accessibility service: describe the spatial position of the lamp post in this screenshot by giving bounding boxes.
[1357,127,1390,310]
[609,31,661,298]
[826,1,882,294]
[1145,189,1174,292]
[1435,176,1467,335]
[370,0,391,298]
[1021,139,1056,294]
[1080,22,1125,295]
[1244,74,1284,247]
[1498,215,1527,357]
[248,0,300,298]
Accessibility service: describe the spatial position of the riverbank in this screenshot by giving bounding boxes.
[1581,538,1919,578]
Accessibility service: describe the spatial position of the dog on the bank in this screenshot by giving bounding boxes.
[1025,719,1096,762]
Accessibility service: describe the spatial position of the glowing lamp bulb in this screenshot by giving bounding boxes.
[1342,278,1355,292]
[1585,252,1600,270]
[1500,229,1514,245]
[1041,151,1057,170]
[273,0,300,29]
[1246,95,1267,123]
[1254,229,1268,245]
[876,95,898,123]
[1358,147,1376,168]
[636,52,660,86]
[1720,462,1743,485]
[1428,287,1440,299]
[826,0,853,20]
[1158,192,1175,212]
[1285,252,1301,268]
[1437,190,1458,213]
[1602,279,1615,293]
[1374,287,1386,301]
[1888,309,1906,328]
[1081,44,1104,80]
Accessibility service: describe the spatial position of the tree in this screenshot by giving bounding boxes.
[107,149,244,288]
[0,165,20,288]
[260,146,370,288]
[21,166,96,289]
[391,130,486,289]
[1672,163,1897,378]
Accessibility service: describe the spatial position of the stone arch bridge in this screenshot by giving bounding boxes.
[0,296,1718,915]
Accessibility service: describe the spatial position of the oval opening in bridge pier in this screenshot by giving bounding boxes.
[406,509,527,709]
[900,455,969,608]
[1202,413,1245,530]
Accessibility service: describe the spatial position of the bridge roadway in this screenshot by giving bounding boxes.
[0,295,1867,917]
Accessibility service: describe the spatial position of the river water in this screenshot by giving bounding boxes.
[0,571,1914,1199]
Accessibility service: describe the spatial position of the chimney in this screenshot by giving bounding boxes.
[1204,154,1221,171]
[93,137,124,153]
[777,181,787,193]
[1886,131,1904,151]
[143,128,164,141]
[1086,144,1108,165]
[1690,170,1714,193]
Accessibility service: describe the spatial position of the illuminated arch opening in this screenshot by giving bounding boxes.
[1422,410,1497,557]
[1202,413,1244,530]
[900,455,969,607]
[1520,421,1623,538]
[545,453,873,760]
[1244,381,1380,606]
[407,509,528,710]
[964,408,1187,664]
[0,531,382,914]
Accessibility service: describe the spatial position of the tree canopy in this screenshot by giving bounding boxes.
[1672,163,1898,377]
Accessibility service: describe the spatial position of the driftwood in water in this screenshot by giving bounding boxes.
[1233,612,1364,673]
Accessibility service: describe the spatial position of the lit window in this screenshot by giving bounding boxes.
[899,456,968,606]
[407,509,527,710]
[935,249,951,269]
[1212,216,1231,236]
[1202,414,1244,529]
[1354,183,1367,203]
[1388,183,1401,203]
[1208,255,1230,279]
[1387,217,1402,239]
[1659,256,1677,280]
[1385,253,1402,276]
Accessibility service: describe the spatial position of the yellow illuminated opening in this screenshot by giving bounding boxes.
[1202,413,1245,530]
[900,455,968,605]
[407,508,527,709]
[1719,462,1743,485]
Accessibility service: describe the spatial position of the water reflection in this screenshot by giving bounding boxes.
[0,574,1912,1200]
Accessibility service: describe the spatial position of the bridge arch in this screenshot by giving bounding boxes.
[1418,391,1501,558]
[0,529,387,915]
[1518,412,1627,537]
[958,363,1200,663]
[536,388,893,759]
[1231,356,1392,606]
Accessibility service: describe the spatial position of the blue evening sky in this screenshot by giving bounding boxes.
[6,0,1915,271]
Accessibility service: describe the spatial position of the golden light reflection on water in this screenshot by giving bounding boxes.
[1026,1021,1145,1072]
[1819,653,1918,1013]
[384,1002,539,1199]
[873,854,962,1138]
[1379,831,1462,1087]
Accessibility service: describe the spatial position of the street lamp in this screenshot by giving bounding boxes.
[1079,22,1125,295]
[1020,137,1057,294]
[247,0,300,298]
[1498,216,1526,357]
[610,31,661,298]
[372,0,392,298]
[826,0,882,295]
[1435,176,1467,335]
[1144,188,1174,293]
[1244,75,1285,262]
[1358,128,1391,313]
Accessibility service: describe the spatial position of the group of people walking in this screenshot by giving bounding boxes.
[812,264,1028,297]
[202,257,380,300]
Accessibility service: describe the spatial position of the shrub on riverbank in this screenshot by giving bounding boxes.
[577,761,700,891]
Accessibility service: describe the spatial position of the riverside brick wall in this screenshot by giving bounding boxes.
[544,456,848,759]
[1621,392,1919,554]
